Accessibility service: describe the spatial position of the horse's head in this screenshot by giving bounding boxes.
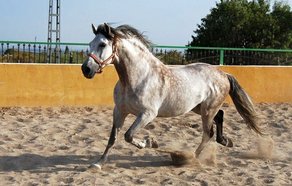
[81,23,117,79]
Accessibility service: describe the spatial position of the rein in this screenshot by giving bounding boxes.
[88,39,117,73]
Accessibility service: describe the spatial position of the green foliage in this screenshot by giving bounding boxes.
[190,0,292,49]
[155,50,185,65]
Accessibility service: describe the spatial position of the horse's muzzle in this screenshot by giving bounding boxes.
[81,62,96,79]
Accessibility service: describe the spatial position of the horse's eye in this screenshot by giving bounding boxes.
[99,43,106,48]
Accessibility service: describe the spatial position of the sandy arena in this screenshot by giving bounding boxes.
[0,103,291,185]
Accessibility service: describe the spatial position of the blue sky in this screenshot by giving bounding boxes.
[0,0,291,46]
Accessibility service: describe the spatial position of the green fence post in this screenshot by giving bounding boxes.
[219,49,224,65]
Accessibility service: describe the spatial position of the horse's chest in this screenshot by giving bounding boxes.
[121,86,163,114]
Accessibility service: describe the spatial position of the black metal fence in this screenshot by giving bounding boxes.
[185,49,292,65]
[153,46,292,65]
[1,41,292,65]
[0,41,88,64]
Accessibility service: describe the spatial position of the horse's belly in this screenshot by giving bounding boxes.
[157,95,202,117]
[158,107,192,117]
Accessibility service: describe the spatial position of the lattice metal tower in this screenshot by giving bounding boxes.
[47,0,61,63]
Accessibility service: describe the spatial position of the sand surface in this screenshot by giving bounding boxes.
[0,103,291,185]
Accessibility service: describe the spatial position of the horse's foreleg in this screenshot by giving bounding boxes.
[214,110,233,147]
[124,111,157,149]
[90,107,127,169]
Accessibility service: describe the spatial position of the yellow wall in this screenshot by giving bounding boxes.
[0,64,291,107]
[219,66,292,103]
[0,64,118,107]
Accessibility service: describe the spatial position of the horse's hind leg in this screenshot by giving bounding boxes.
[195,104,220,157]
[214,110,233,147]
[193,105,214,138]
[193,106,233,149]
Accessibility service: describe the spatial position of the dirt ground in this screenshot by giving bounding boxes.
[0,103,291,185]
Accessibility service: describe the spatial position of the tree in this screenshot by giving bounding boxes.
[271,2,292,48]
[190,0,292,49]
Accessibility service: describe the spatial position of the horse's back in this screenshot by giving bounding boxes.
[168,63,227,86]
[171,63,222,76]
[171,63,228,87]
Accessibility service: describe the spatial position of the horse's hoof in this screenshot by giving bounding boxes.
[88,163,102,172]
[225,138,233,147]
[145,137,159,148]
[152,140,159,148]
[217,136,233,147]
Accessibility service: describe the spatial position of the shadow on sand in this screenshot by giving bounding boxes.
[0,153,173,172]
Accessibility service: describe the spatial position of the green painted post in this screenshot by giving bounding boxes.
[219,49,224,65]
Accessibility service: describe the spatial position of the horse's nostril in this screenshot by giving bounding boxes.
[82,63,91,75]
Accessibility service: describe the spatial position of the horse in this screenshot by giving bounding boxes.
[81,23,263,169]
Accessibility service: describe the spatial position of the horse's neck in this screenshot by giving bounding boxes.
[114,40,166,88]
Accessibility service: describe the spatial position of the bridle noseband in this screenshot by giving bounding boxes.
[88,39,117,74]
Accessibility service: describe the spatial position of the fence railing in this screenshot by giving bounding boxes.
[154,45,292,65]
[0,41,89,64]
[1,40,292,65]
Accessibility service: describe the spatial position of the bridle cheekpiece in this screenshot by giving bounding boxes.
[88,39,117,73]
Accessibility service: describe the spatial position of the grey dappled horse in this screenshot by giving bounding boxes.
[81,23,262,169]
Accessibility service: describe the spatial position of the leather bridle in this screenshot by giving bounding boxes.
[88,39,117,73]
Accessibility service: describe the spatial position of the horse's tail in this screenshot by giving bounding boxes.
[227,74,263,135]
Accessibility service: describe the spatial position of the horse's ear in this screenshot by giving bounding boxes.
[92,24,98,35]
[104,23,114,38]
